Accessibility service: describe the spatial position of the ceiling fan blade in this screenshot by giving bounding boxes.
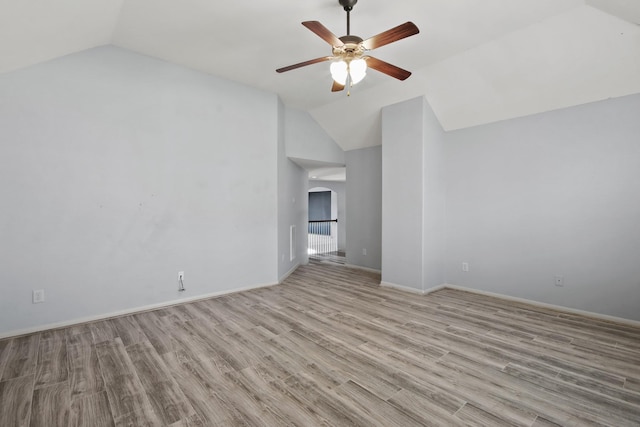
[365,56,412,81]
[302,21,344,47]
[276,56,333,73]
[331,80,345,92]
[361,21,419,50]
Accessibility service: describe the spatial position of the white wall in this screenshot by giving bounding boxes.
[3,45,636,337]
[381,96,447,291]
[346,146,382,270]
[278,102,308,280]
[309,180,346,252]
[285,108,345,167]
[0,46,280,335]
[422,98,447,290]
[381,97,424,289]
[282,106,343,271]
[379,93,639,321]
[445,93,640,321]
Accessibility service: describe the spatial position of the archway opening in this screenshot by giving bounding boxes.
[308,187,343,263]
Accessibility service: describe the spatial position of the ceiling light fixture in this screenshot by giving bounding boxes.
[276,0,418,94]
[330,58,367,86]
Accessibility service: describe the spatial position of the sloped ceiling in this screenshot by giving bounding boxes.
[1,0,639,151]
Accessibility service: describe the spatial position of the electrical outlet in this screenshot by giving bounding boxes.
[178,271,184,281]
[554,275,564,287]
[362,248,367,256]
[32,289,45,304]
[462,262,469,272]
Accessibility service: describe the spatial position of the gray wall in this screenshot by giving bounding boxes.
[0,46,281,335]
[285,108,345,166]
[282,106,343,270]
[309,180,346,252]
[381,96,446,291]
[346,146,382,270]
[277,102,308,281]
[445,93,640,321]
[381,97,425,289]
[308,191,332,221]
[422,98,447,290]
[379,93,640,321]
[2,44,637,336]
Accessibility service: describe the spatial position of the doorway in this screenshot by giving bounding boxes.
[308,187,344,263]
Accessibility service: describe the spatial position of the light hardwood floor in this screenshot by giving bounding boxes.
[1,261,640,426]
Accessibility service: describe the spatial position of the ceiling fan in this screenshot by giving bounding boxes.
[276,0,419,93]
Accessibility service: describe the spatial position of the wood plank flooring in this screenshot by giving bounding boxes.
[1,261,639,426]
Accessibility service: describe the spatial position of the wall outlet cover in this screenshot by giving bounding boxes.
[32,289,45,304]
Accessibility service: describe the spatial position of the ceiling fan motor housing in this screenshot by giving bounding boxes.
[333,35,365,59]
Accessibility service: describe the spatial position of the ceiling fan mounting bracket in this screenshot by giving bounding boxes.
[339,0,358,12]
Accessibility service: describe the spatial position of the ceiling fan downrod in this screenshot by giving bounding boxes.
[339,0,358,35]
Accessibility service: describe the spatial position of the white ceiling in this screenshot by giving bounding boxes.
[1,0,639,152]
[309,167,348,182]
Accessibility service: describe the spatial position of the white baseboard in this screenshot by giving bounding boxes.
[6,279,637,339]
[380,281,426,294]
[382,282,640,328]
[380,282,448,295]
[279,263,300,283]
[0,281,280,340]
[345,263,381,274]
[442,284,640,327]
[423,284,447,295]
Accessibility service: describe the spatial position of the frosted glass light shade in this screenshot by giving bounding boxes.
[349,59,367,84]
[330,61,348,85]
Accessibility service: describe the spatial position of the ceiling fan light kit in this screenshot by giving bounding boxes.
[330,58,366,86]
[276,0,419,94]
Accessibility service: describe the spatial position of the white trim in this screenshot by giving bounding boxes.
[6,279,637,339]
[380,282,447,295]
[423,284,447,295]
[279,263,300,283]
[289,225,296,262]
[380,281,425,294]
[0,281,280,340]
[443,284,640,328]
[380,281,640,328]
[344,263,381,274]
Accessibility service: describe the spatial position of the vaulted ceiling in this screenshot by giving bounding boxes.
[1,0,639,151]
